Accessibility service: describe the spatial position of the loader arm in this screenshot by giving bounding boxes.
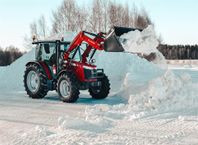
[63,31,105,61]
[63,26,141,61]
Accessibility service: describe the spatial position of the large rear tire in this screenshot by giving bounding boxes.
[57,73,80,103]
[24,64,48,99]
[89,74,110,99]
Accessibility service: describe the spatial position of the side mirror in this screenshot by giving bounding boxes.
[44,44,50,54]
[90,59,96,64]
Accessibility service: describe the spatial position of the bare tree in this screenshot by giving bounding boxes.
[38,15,48,38]
[30,21,38,38]
[76,7,88,31]
[29,15,49,39]
[122,4,130,27]
[52,0,81,34]
[135,7,152,29]
[52,0,153,33]
[88,0,104,32]
[108,2,131,27]
[61,0,78,31]
[52,9,63,34]
[102,0,109,32]
[108,2,118,27]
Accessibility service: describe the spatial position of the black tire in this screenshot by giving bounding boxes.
[57,73,80,103]
[89,74,110,99]
[24,64,48,99]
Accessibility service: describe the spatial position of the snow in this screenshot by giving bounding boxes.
[121,25,159,55]
[0,66,6,76]
[0,49,35,92]
[0,25,198,145]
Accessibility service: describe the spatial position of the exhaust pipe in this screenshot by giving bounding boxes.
[104,26,142,52]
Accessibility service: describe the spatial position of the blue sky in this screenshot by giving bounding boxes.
[0,0,198,50]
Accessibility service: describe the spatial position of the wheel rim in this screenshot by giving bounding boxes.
[59,80,71,99]
[92,88,101,94]
[26,70,40,93]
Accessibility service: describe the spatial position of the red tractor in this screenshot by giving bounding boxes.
[24,27,136,103]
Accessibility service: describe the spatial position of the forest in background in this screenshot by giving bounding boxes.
[158,45,198,60]
[0,46,24,66]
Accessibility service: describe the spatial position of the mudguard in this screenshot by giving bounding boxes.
[26,61,52,80]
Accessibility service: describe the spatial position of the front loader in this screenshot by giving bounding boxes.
[24,26,140,103]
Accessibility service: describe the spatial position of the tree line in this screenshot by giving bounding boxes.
[28,0,152,40]
[158,44,198,60]
[0,46,24,66]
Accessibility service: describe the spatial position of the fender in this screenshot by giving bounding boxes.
[57,69,68,78]
[26,61,53,80]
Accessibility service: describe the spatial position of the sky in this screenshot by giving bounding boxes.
[0,0,198,50]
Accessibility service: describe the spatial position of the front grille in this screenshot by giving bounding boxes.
[84,69,104,79]
[84,69,92,79]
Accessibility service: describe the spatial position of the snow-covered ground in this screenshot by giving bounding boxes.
[0,64,198,145]
[0,26,198,145]
[0,67,6,76]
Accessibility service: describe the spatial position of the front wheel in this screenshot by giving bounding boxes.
[89,74,110,99]
[57,73,80,103]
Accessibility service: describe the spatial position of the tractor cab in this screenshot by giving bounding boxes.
[33,40,70,74]
[34,41,70,63]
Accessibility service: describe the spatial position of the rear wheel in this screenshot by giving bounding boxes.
[57,73,80,103]
[89,74,110,99]
[24,64,48,99]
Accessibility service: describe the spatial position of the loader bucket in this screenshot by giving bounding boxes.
[104,26,143,52]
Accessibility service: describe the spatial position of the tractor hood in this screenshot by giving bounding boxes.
[104,26,142,52]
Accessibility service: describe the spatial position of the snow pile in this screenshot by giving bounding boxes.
[83,70,198,122]
[126,71,198,114]
[0,49,34,91]
[96,52,164,92]
[0,67,6,76]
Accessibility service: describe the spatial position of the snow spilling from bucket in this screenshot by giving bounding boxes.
[121,25,167,69]
[121,25,159,55]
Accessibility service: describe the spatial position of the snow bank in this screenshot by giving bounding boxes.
[96,52,164,92]
[125,71,198,118]
[0,49,34,92]
[0,67,6,76]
